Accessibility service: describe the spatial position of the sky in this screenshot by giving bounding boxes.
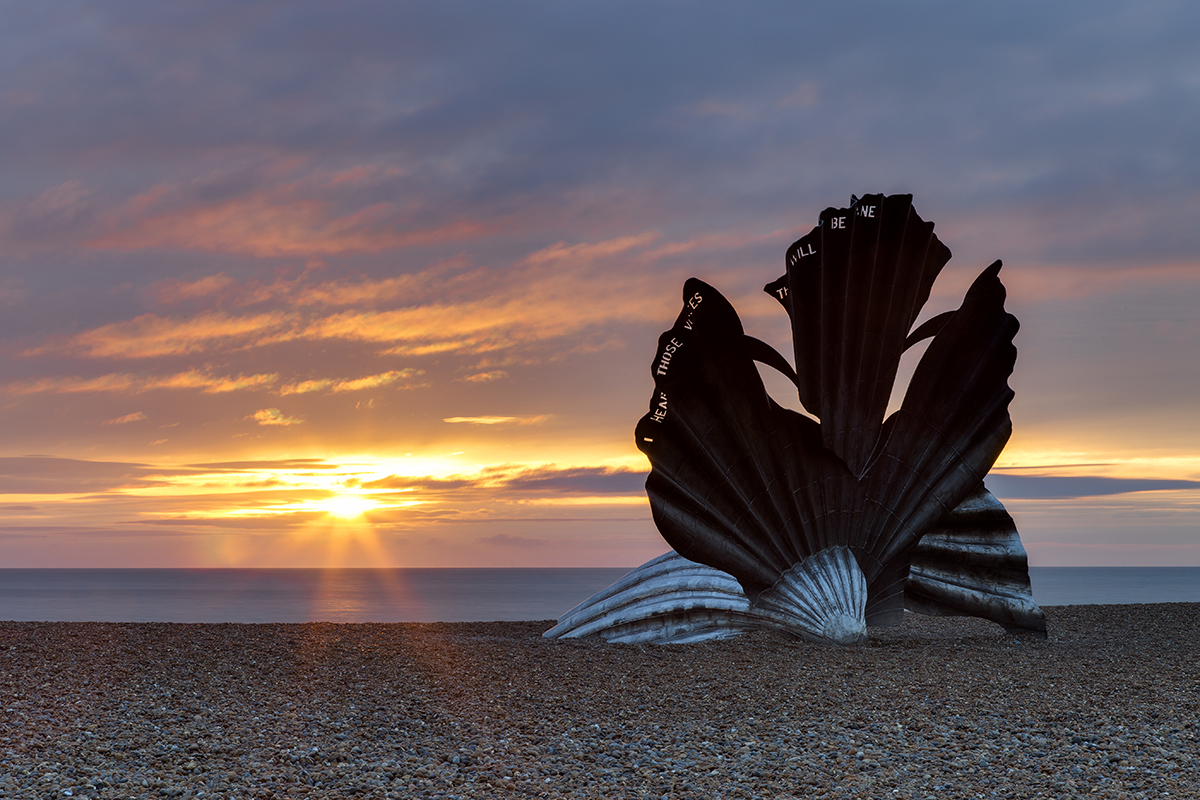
[1,1,1199,568]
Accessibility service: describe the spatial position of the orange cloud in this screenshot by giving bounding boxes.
[303,264,671,356]
[459,370,508,383]
[443,415,548,425]
[103,411,148,425]
[279,369,425,395]
[2,369,279,395]
[251,408,303,426]
[24,311,292,359]
[87,192,497,257]
[23,233,686,365]
[523,231,660,266]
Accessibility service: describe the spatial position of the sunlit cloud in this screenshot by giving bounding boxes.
[175,259,476,310]
[458,371,507,383]
[2,369,279,395]
[88,191,498,257]
[251,408,303,426]
[443,416,547,425]
[523,231,660,266]
[103,411,147,425]
[516,495,648,506]
[993,450,1200,482]
[0,456,650,531]
[23,311,292,359]
[151,273,237,304]
[279,369,425,395]
[24,239,675,366]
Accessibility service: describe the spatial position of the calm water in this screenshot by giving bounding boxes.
[0,566,1197,623]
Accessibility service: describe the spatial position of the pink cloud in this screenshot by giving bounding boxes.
[151,273,236,304]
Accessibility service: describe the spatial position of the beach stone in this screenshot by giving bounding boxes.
[0,607,1197,798]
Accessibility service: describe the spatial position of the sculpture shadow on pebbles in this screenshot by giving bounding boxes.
[545,193,1047,645]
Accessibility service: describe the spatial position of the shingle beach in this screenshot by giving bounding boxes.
[2,604,1197,799]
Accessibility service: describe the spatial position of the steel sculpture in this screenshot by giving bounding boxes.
[546,194,1046,644]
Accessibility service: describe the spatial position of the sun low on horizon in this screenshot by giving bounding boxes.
[2,3,1200,569]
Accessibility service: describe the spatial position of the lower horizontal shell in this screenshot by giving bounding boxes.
[543,548,868,645]
[542,552,757,643]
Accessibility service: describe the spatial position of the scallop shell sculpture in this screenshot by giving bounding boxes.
[545,193,1046,645]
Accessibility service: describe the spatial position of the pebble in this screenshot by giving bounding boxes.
[0,604,1197,798]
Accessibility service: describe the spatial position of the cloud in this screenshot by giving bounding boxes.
[1001,263,1200,302]
[477,533,546,548]
[151,273,236,304]
[359,475,478,491]
[692,99,742,117]
[442,416,547,425]
[185,459,338,471]
[356,465,647,497]
[103,411,148,425]
[522,232,660,266]
[87,190,498,257]
[2,370,279,395]
[0,456,162,494]
[4,366,424,398]
[23,242,674,365]
[987,474,1200,500]
[0,182,97,247]
[459,370,507,383]
[251,408,303,426]
[24,311,292,359]
[778,81,819,109]
[279,369,425,395]
[501,466,647,494]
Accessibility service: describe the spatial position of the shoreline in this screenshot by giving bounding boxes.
[2,604,1197,798]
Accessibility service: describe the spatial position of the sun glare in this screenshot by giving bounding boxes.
[313,494,378,519]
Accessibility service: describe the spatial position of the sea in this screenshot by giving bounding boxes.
[0,567,1198,624]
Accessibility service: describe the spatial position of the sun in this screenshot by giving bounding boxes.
[313,494,378,519]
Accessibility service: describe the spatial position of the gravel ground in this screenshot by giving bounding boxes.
[1,604,1197,799]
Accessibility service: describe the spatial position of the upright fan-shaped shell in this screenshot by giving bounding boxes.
[635,195,1022,631]
[548,193,1045,645]
[636,273,1018,626]
[765,194,950,478]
